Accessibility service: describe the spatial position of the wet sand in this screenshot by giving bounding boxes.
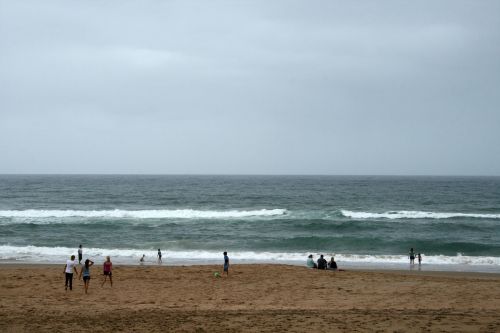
[1,264,499,332]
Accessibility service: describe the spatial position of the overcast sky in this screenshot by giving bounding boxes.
[1,1,499,175]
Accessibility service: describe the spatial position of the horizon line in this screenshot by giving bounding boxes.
[0,173,499,177]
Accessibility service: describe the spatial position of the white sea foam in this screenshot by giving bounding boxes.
[341,210,500,220]
[1,245,499,269]
[0,209,287,219]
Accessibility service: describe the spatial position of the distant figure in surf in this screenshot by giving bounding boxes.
[140,254,145,264]
[417,253,422,265]
[409,248,415,265]
[78,244,83,264]
[101,256,113,287]
[223,251,229,276]
[157,249,162,264]
[306,254,317,269]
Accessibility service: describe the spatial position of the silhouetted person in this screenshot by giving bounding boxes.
[409,248,415,264]
[223,251,229,276]
[317,254,327,270]
[328,257,338,270]
[78,245,83,264]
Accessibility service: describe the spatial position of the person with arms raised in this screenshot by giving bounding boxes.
[79,259,94,294]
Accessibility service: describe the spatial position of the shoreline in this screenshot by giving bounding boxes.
[1,262,499,278]
[3,245,499,272]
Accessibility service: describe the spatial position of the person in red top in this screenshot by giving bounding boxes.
[101,256,113,287]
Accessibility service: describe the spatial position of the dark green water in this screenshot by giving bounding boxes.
[0,175,499,269]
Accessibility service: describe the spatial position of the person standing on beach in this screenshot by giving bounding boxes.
[409,248,416,265]
[101,256,113,287]
[63,255,79,291]
[157,249,162,264]
[78,245,83,264]
[417,253,422,265]
[79,259,94,294]
[223,251,229,276]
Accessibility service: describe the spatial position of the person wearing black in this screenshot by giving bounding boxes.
[409,247,415,264]
[78,245,83,264]
[317,254,327,270]
[223,251,229,276]
[328,257,338,270]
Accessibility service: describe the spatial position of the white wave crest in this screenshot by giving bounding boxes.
[0,209,287,219]
[1,245,499,270]
[341,210,500,220]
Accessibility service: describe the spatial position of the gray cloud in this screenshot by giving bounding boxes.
[1,0,499,175]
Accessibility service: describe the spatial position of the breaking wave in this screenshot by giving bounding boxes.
[0,209,287,219]
[0,245,499,269]
[341,210,500,220]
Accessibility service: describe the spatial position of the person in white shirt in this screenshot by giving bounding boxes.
[63,255,79,291]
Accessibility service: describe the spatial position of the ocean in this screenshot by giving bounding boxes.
[0,175,499,272]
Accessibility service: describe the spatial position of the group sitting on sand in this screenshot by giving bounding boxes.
[307,254,343,271]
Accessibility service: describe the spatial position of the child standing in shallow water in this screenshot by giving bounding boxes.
[101,256,113,287]
[223,251,229,276]
[79,259,94,294]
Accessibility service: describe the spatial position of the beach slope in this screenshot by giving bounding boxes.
[1,264,499,332]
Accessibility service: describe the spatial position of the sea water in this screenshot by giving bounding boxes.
[0,175,499,272]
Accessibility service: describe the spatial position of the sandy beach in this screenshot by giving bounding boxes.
[0,264,499,332]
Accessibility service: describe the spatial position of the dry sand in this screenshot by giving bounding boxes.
[1,264,499,332]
